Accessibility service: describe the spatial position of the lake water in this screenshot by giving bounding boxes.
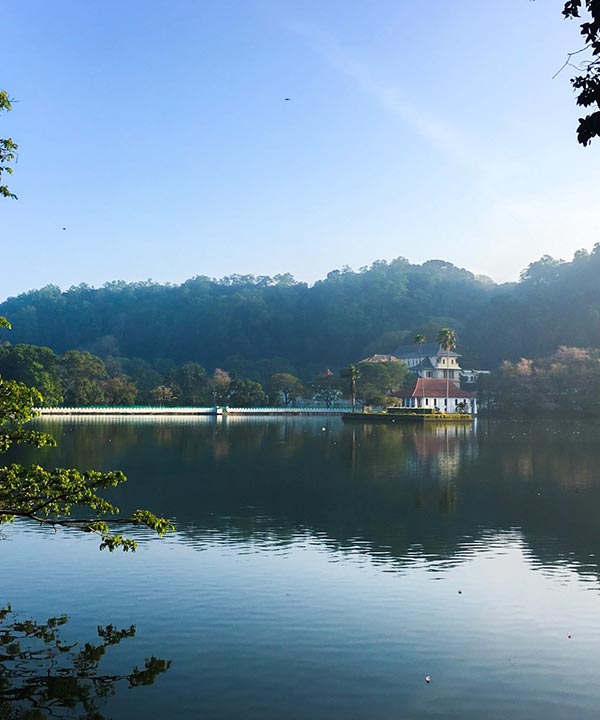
[4,416,600,719]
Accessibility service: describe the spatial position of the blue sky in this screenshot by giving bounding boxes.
[2,0,599,300]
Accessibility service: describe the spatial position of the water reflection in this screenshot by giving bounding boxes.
[0,604,170,720]
[18,416,600,581]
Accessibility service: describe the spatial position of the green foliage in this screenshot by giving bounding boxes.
[362,330,413,356]
[487,346,600,416]
[562,1,600,145]
[59,351,107,406]
[101,374,138,406]
[3,250,600,385]
[355,360,408,407]
[209,368,231,404]
[149,384,178,406]
[0,258,493,378]
[0,320,174,550]
[168,361,207,405]
[437,328,456,353]
[519,255,565,284]
[0,345,63,407]
[226,378,268,407]
[312,373,343,407]
[0,90,17,199]
[268,373,305,406]
[0,604,171,719]
[0,379,56,453]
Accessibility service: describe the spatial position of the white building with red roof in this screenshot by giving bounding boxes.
[394,377,477,414]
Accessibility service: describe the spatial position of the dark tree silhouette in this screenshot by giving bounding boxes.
[0,605,171,720]
[561,1,600,145]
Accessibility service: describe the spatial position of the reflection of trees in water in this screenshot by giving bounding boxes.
[21,417,600,581]
[498,434,595,490]
[0,605,170,720]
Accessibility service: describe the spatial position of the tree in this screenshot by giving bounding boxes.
[341,365,361,412]
[488,346,600,416]
[105,357,163,404]
[168,361,207,405]
[561,1,600,145]
[312,372,343,408]
[268,373,305,407]
[0,90,17,199]
[227,378,268,407]
[101,374,138,406]
[209,368,231,405]
[437,328,456,407]
[519,255,565,284]
[59,351,108,406]
[355,360,408,408]
[0,317,172,550]
[0,604,170,720]
[149,384,178,406]
[0,345,63,407]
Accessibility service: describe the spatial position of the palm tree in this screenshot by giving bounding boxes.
[414,334,426,407]
[437,328,456,410]
[342,364,361,412]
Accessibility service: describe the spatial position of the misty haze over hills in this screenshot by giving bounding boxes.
[1,250,599,379]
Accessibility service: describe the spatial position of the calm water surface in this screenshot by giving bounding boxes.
[4,416,600,719]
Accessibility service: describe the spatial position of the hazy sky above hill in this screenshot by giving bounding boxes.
[2,0,599,300]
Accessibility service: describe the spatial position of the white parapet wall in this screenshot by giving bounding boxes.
[34,406,352,416]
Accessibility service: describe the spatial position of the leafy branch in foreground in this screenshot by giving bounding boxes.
[0,90,18,199]
[561,1,600,145]
[0,464,173,551]
[0,316,174,551]
[0,605,171,720]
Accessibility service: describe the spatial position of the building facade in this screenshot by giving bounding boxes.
[394,378,477,414]
[392,342,462,381]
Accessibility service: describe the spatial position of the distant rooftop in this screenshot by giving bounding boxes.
[394,378,475,399]
[359,354,399,363]
[411,357,436,371]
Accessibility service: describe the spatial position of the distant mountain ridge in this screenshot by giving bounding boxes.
[2,251,599,379]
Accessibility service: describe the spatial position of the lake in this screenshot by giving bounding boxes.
[4,416,600,719]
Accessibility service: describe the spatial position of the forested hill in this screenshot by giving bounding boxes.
[2,249,600,380]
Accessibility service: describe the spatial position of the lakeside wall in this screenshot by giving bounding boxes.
[35,406,353,416]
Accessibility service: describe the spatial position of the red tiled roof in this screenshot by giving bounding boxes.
[394,378,476,399]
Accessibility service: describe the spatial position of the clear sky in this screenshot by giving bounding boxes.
[2,0,599,300]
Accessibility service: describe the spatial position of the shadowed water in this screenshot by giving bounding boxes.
[3,416,600,719]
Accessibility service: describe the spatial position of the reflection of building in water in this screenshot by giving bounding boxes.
[349,421,478,497]
[412,425,478,513]
[409,424,478,493]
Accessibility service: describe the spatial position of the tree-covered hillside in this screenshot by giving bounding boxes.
[2,248,600,380]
